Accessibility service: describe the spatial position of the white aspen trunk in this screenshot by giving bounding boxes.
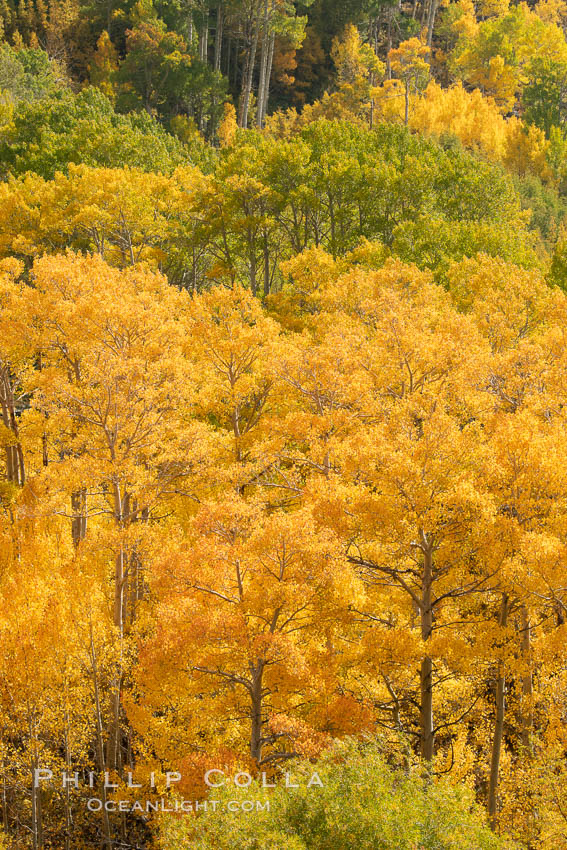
[260,30,275,126]
[255,0,270,128]
[188,1,193,45]
[238,0,261,128]
[199,10,209,62]
[214,4,223,71]
[426,0,439,46]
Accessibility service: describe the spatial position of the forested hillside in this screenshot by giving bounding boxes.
[2,2,567,849]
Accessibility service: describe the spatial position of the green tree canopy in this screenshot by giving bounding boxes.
[159,739,516,850]
[0,85,202,178]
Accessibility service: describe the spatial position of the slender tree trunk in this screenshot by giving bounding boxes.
[250,660,265,763]
[89,624,113,850]
[0,364,25,486]
[199,8,209,62]
[488,593,510,827]
[2,756,8,834]
[106,482,126,772]
[64,709,72,850]
[256,0,270,128]
[71,489,87,547]
[232,37,240,88]
[31,753,38,850]
[519,605,533,753]
[260,30,275,125]
[188,1,193,45]
[386,11,392,80]
[30,738,43,850]
[238,0,261,128]
[263,230,270,297]
[426,0,439,47]
[214,4,223,71]
[226,34,232,78]
[329,195,336,259]
[248,229,257,296]
[420,534,434,763]
[106,543,125,772]
[128,543,143,629]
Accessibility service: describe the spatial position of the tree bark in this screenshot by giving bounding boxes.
[89,624,113,849]
[263,229,270,297]
[419,534,434,763]
[519,604,533,753]
[238,0,261,128]
[225,33,232,78]
[248,228,257,296]
[30,738,43,850]
[187,0,193,45]
[426,0,439,47]
[250,660,265,763]
[2,756,8,834]
[106,482,126,772]
[71,489,87,547]
[260,30,275,127]
[256,0,270,128]
[199,7,209,63]
[0,363,25,486]
[386,9,392,80]
[63,709,72,850]
[488,593,510,827]
[214,4,223,71]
